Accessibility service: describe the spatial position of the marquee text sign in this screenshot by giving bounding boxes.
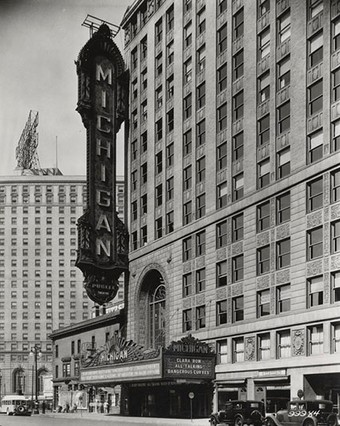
[75,24,129,305]
[163,354,215,379]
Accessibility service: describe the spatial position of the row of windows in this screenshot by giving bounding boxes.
[1,184,85,194]
[0,238,77,247]
[0,290,87,300]
[0,216,78,225]
[0,249,77,257]
[0,206,80,215]
[0,258,76,268]
[217,321,340,364]
[0,227,77,236]
[183,275,340,332]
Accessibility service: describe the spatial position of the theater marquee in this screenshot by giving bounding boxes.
[75,24,129,305]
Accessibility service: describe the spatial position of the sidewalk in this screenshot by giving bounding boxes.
[41,411,209,425]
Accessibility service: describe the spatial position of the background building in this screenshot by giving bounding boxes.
[121,0,340,415]
[0,170,125,402]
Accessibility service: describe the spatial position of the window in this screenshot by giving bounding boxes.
[217,260,227,287]
[217,300,227,325]
[258,289,270,317]
[184,58,192,83]
[309,80,323,116]
[166,4,174,31]
[307,177,323,211]
[278,56,290,89]
[233,132,243,160]
[197,8,206,35]
[333,17,340,52]
[308,129,323,163]
[197,120,206,146]
[331,220,340,254]
[233,8,244,40]
[308,325,323,355]
[183,129,192,156]
[140,226,147,246]
[155,18,163,44]
[258,72,270,104]
[155,53,163,77]
[258,333,270,360]
[307,227,323,260]
[196,231,206,256]
[155,151,162,175]
[331,169,340,203]
[277,101,290,134]
[140,36,147,61]
[131,201,137,221]
[277,238,290,269]
[217,63,227,93]
[258,159,270,188]
[197,44,206,71]
[233,337,244,362]
[196,156,206,183]
[184,20,192,48]
[141,162,147,184]
[156,118,163,142]
[233,49,244,81]
[233,296,244,322]
[183,93,192,120]
[141,194,147,216]
[131,48,137,70]
[167,109,174,132]
[257,201,270,232]
[216,220,227,248]
[309,32,323,68]
[277,148,290,178]
[217,103,228,131]
[259,28,270,59]
[277,329,291,358]
[167,75,174,98]
[309,0,323,19]
[196,269,205,293]
[232,214,243,242]
[183,237,192,262]
[155,184,162,207]
[257,245,270,275]
[196,305,206,329]
[217,181,228,208]
[332,322,340,353]
[232,255,244,282]
[277,11,290,44]
[183,273,192,297]
[183,309,192,332]
[167,41,174,66]
[217,142,227,170]
[277,284,291,313]
[332,271,340,303]
[233,91,243,121]
[166,211,174,234]
[155,217,162,239]
[307,276,323,307]
[218,0,227,14]
[183,166,192,191]
[183,201,192,225]
[332,119,340,152]
[233,173,244,201]
[166,143,174,168]
[217,23,228,54]
[166,177,174,201]
[197,83,206,110]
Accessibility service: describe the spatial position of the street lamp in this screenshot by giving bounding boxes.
[29,345,42,414]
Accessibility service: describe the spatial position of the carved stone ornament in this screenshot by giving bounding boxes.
[331,203,340,221]
[330,254,340,270]
[276,269,290,285]
[276,223,290,240]
[244,337,256,361]
[306,210,323,229]
[292,329,305,356]
[165,334,214,354]
[232,241,243,256]
[306,259,323,277]
[257,231,270,247]
[232,282,243,296]
[216,287,227,300]
[257,275,270,289]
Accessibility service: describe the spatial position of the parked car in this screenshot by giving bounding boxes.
[265,399,337,426]
[209,400,265,426]
[13,403,32,416]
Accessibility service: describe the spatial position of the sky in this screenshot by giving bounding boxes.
[0,0,128,177]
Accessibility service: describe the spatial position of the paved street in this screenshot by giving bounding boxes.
[0,413,209,426]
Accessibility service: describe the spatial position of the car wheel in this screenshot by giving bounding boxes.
[265,418,276,426]
[327,414,338,426]
[234,415,244,426]
[303,418,315,426]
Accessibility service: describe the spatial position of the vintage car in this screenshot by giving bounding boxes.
[13,403,32,416]
[209,400,265,426]
[265,400,337,426]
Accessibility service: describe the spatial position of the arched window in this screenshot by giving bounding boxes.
[13,368,25,394]
[149,284,166,348]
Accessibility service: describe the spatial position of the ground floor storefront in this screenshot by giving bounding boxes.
[214,366,340,413]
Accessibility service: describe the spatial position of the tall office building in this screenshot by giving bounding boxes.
[0,171,125,401]
[120,0,340,414]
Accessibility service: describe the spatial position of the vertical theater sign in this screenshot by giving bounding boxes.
[75,24,129,304]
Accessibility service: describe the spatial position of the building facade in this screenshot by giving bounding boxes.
[0,171,125,402]
[120,0,340,415]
